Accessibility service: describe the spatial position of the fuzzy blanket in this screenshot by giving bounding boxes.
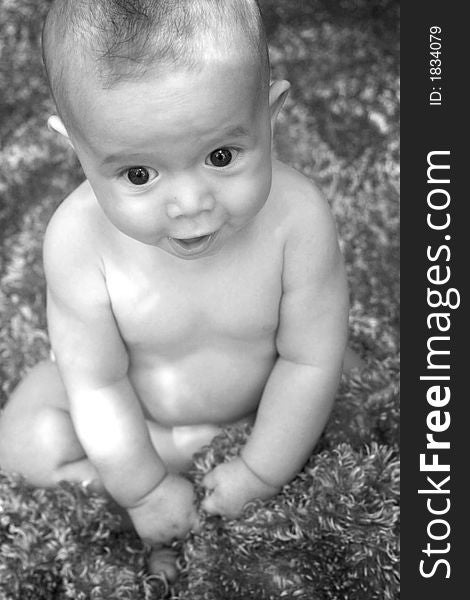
[0,1,400,598]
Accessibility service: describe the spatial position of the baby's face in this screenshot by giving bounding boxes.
[66,56,274,259]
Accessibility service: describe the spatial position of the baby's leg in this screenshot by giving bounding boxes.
[0,360,221,486]
[0,360,101,487]
[0,361,216,581]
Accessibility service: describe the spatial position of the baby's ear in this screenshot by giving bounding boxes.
[47,115,74,149]
[269,80,290,130]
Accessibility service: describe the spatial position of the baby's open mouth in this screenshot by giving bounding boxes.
[168,232,216,255]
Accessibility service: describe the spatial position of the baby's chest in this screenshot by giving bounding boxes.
[105,254,283,350]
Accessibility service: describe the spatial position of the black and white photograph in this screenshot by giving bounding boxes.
[1,1,403,598]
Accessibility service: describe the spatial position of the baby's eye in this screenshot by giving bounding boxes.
[207,148,234,168]
[125,166,158,186]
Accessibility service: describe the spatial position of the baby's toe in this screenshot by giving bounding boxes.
[148,547,178,582]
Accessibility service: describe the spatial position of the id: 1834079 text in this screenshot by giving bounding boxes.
[429,26,442,106]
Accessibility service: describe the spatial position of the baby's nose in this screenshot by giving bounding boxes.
[166,193,215,219]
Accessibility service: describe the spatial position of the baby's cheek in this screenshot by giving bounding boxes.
[237,183,269,218]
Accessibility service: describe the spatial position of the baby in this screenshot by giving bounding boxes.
[0,0,358,580]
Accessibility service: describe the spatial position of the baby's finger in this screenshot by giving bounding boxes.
[202,470,216,490]
[201,494,220,516]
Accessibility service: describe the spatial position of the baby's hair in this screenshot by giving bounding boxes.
[42,0,270,123]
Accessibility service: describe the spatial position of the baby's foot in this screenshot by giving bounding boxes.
[149,546,178,582]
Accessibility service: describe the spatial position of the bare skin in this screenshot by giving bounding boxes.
[0,52,355,579]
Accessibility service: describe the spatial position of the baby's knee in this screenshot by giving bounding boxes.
[0,393,83,487]
[10,360,68,408]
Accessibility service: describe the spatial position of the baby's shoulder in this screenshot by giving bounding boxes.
[43,180,105,276]
[269,160,336,238]
[45,181,103,248]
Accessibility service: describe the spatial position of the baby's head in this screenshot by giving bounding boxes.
[42,0,271,126]
[42,0,290,259]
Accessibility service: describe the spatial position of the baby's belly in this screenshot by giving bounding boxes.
[128,347,276,427]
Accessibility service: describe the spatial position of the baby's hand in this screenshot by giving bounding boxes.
[127,473,200,546]
[201,457,281,519]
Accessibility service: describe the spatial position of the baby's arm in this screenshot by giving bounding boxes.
[44,211,198,543]
[203,188,349,517]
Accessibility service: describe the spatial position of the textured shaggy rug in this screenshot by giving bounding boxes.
[0,1,399,598]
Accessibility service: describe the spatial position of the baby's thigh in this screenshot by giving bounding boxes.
[0,360,83,485]
[147,414,256,474]
[147,421,222,473]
